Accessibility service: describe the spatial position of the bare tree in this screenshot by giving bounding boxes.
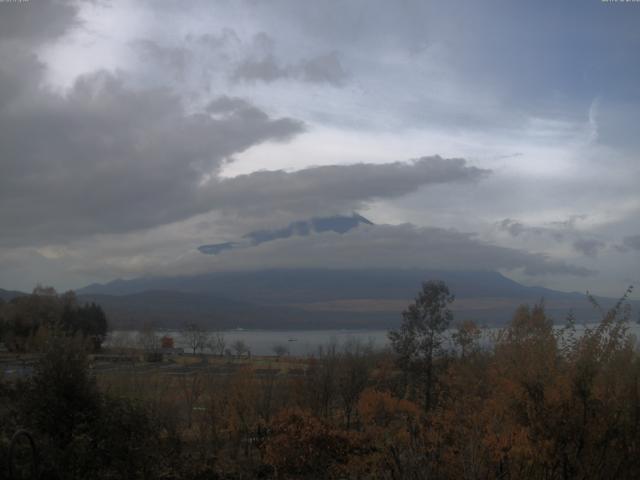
[137,322,162,361]
[305,342,339,418]
[338,338,373,428]
[178,371,205,428]
[272,344,288,359]
[231,339,249,358]
[180,322,210,355]
[108,330,135,355]
[208,330,226,357]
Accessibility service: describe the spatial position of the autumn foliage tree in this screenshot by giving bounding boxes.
[262,408,360,479]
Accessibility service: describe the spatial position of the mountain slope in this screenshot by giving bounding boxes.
[0,288,27,302]
[76,269,634,328]
[78,269,572,302]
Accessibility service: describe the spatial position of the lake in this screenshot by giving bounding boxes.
[109,322,640,356]
[110,329,392,356]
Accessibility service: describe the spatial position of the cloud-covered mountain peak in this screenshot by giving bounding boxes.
[198,213,373,255]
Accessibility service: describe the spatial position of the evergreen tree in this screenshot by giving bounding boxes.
[388,280,454,412]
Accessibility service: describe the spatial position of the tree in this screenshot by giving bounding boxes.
[107,330,135,354]
[272,344,288,359]
[209,330,226,357]
[304,343,339,419]
[337,338,372,428]
[17,331,169,478]
[452,319,481,359]
[388,280,454,412]
[138,322,162,361]
[1,287,108,352]
[180,322,210,355]
[262,408,359,479]
[71,302,108,350]
[21,333,100,449]
[5,287,61,351]
[178,371,205,428]
[232,339,249,358]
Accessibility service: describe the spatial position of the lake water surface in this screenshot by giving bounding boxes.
[111,329,391,356]
[110,323,640,357]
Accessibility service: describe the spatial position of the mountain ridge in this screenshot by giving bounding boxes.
[73,268,636,329]
[5,270,634,330]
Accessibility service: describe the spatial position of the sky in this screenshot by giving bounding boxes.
[0,0,638,298]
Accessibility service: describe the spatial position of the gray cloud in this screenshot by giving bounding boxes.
[0,45,45,110]
[208,156,490,217]
[298,52,348,86]
[186,29,241,50]
[499,218,535,237]
[171,223,594,278]
[499,217,610,258]
[233,55,289,83]
[0,51,487,246]
[548,215,588,230]
[0,0,78,43]
[0,71,303,245]
[498,216,588,241]
[0,8,488,251]
[622,235,640,252]
[0,220,593,291]
[0,0,77,109]
[573,238,605,258]
[206,95,254,114]
[131,39,191,79]
[134,29,348,88]
[233,51,348,86]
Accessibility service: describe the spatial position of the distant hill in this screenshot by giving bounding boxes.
[78,269,576,302]
[76,289,397,330]
[0,288,27,302]
[198,213,373,255]
[76,269,636,329]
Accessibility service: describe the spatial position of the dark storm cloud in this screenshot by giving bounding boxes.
[195,223,594,278]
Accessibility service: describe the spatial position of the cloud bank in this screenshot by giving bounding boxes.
[171,223,595,279]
